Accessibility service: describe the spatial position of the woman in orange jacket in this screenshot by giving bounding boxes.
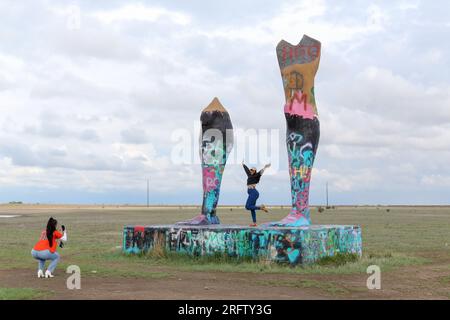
[31,217,67,278]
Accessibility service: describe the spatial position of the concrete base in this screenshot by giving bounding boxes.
[123,224,362,265]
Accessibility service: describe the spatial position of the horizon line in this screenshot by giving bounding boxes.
[2,203,450,207]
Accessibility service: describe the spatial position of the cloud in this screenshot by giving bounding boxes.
[121,128,149,144]
[92,4,191,26]
[421,174,450,187]
[79,129,100,142]
[196,0,389,48]
[0,0,449,204]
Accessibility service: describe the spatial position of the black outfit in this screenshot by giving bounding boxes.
[243,164,264,223]
[243,164,263,185]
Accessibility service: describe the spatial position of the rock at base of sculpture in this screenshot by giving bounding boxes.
[123,224,362,265]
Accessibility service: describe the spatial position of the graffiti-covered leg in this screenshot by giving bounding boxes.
[275,118,319,226]
[266,35,321,227]
[177,97,233,225]
[199,163,225,224]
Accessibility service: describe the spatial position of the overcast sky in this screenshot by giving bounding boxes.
[0,0,449,205]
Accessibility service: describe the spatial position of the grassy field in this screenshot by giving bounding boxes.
[0,205,449,299]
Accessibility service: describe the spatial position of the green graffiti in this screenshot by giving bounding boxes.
[123,225,362,265]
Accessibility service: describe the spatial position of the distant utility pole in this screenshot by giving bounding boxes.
[326,182,329,207]
[146,179,149,207]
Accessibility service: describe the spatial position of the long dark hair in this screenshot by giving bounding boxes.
[46,217,57,247]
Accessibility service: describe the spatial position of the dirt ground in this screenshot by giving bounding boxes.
[1,257,449,300]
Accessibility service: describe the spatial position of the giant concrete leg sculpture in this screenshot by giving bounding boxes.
[268,35,321,227]
[177,97,233,225]
[123,37,362,264]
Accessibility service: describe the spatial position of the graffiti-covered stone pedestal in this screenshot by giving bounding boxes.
[123,224,362,265]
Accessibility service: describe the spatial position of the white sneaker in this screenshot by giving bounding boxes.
[37,270,44,278]
[45,270,54,278]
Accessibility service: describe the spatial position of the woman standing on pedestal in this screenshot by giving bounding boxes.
[242,161,270,226]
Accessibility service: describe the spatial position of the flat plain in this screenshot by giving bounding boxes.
[0,204,449,299]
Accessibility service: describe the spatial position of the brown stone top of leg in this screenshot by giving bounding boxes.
[202,97,228,113]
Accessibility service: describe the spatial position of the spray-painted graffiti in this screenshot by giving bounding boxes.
[123,224,362,265]
[177,98,233,225]
[267,35,321,227]
[277,37,321,69]
[288,132,316,219]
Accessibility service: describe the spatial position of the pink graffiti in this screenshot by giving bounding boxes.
[284,90,315,120]
[203,167,218,191]
[292,174,312,213]
[281,44,320,65]
[295,188,310,211]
